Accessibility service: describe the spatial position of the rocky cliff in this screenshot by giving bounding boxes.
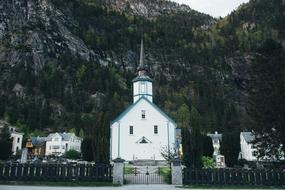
[0,0,284,135]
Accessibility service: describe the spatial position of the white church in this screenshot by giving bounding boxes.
[110,40,177,161]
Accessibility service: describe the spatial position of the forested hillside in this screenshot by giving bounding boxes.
[0,0,284,165]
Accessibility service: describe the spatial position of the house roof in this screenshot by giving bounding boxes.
[241,132,255,143]
[46,132,81,141]
[32,137,46,146]
[111,96,176,125]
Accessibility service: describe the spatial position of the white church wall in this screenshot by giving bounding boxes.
[111,98,176,161]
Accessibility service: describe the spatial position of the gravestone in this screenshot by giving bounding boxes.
[20,148,28,163]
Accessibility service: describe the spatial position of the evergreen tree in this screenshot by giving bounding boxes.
[188,107,203,168]
[202,135,214,157]
[220,103,241,167]
[0,125,12,160]
[176,104,191,166]
[180,104,203,168]
[248,39,285,159]
[81,137,94,161]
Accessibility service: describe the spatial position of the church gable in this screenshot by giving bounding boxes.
[136,136,152,144]
[111,96,176,126]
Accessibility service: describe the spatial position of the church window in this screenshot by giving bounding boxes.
[129,126,134,135]
[141,110,146,119]
[17,137,20,143]
[154,125,158,134]
[141,82,146,93]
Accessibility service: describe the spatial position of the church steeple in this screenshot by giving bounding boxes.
[132,39,153,103]
[137,39,148,76]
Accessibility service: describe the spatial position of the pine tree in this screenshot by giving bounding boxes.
[220,103,241,167]
[0,125,12,160]
[248,39,285,160]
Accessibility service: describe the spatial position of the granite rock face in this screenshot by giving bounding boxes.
[98,0,196,18]
[0,0,94,72]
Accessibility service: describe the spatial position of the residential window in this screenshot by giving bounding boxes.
[141,110,146,119]
[154,125,158,134]
[54,137,59,141]
[17,137,20,143]
[129,126,134,135]
[53,145,60,149]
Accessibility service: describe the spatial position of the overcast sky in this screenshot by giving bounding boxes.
[172,0,250,17]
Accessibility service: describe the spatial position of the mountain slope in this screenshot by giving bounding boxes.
[0,0,284,163]
[86,0,202,18]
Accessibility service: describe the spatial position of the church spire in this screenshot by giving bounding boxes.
[132,38,153,103]
[137,38,148,76]
[139,38,144,67]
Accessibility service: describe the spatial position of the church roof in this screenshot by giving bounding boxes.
[132,75,153,82]
[111,96,176,125]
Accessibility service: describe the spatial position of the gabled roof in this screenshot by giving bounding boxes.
[111,96,176,125]
[46,132,81,141]
[32,137,46,146]
[241,132,255,143]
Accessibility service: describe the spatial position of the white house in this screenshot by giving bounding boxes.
[0,120,23,155]
[10,128,23,155]
[45,132,82,156]
[239,132,257,161]
[110,40,177,161]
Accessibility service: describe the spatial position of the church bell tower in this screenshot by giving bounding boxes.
[133,39,153,103]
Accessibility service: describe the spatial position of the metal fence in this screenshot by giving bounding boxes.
[183,168,285,186]
[124,166,168,184]
[0,163,112,182]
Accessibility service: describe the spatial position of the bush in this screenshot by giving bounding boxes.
[202,156,215,169]
[64,150,81,159]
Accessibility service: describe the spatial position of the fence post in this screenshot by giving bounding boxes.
[171,159,183,185]
[112,158,125,185]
